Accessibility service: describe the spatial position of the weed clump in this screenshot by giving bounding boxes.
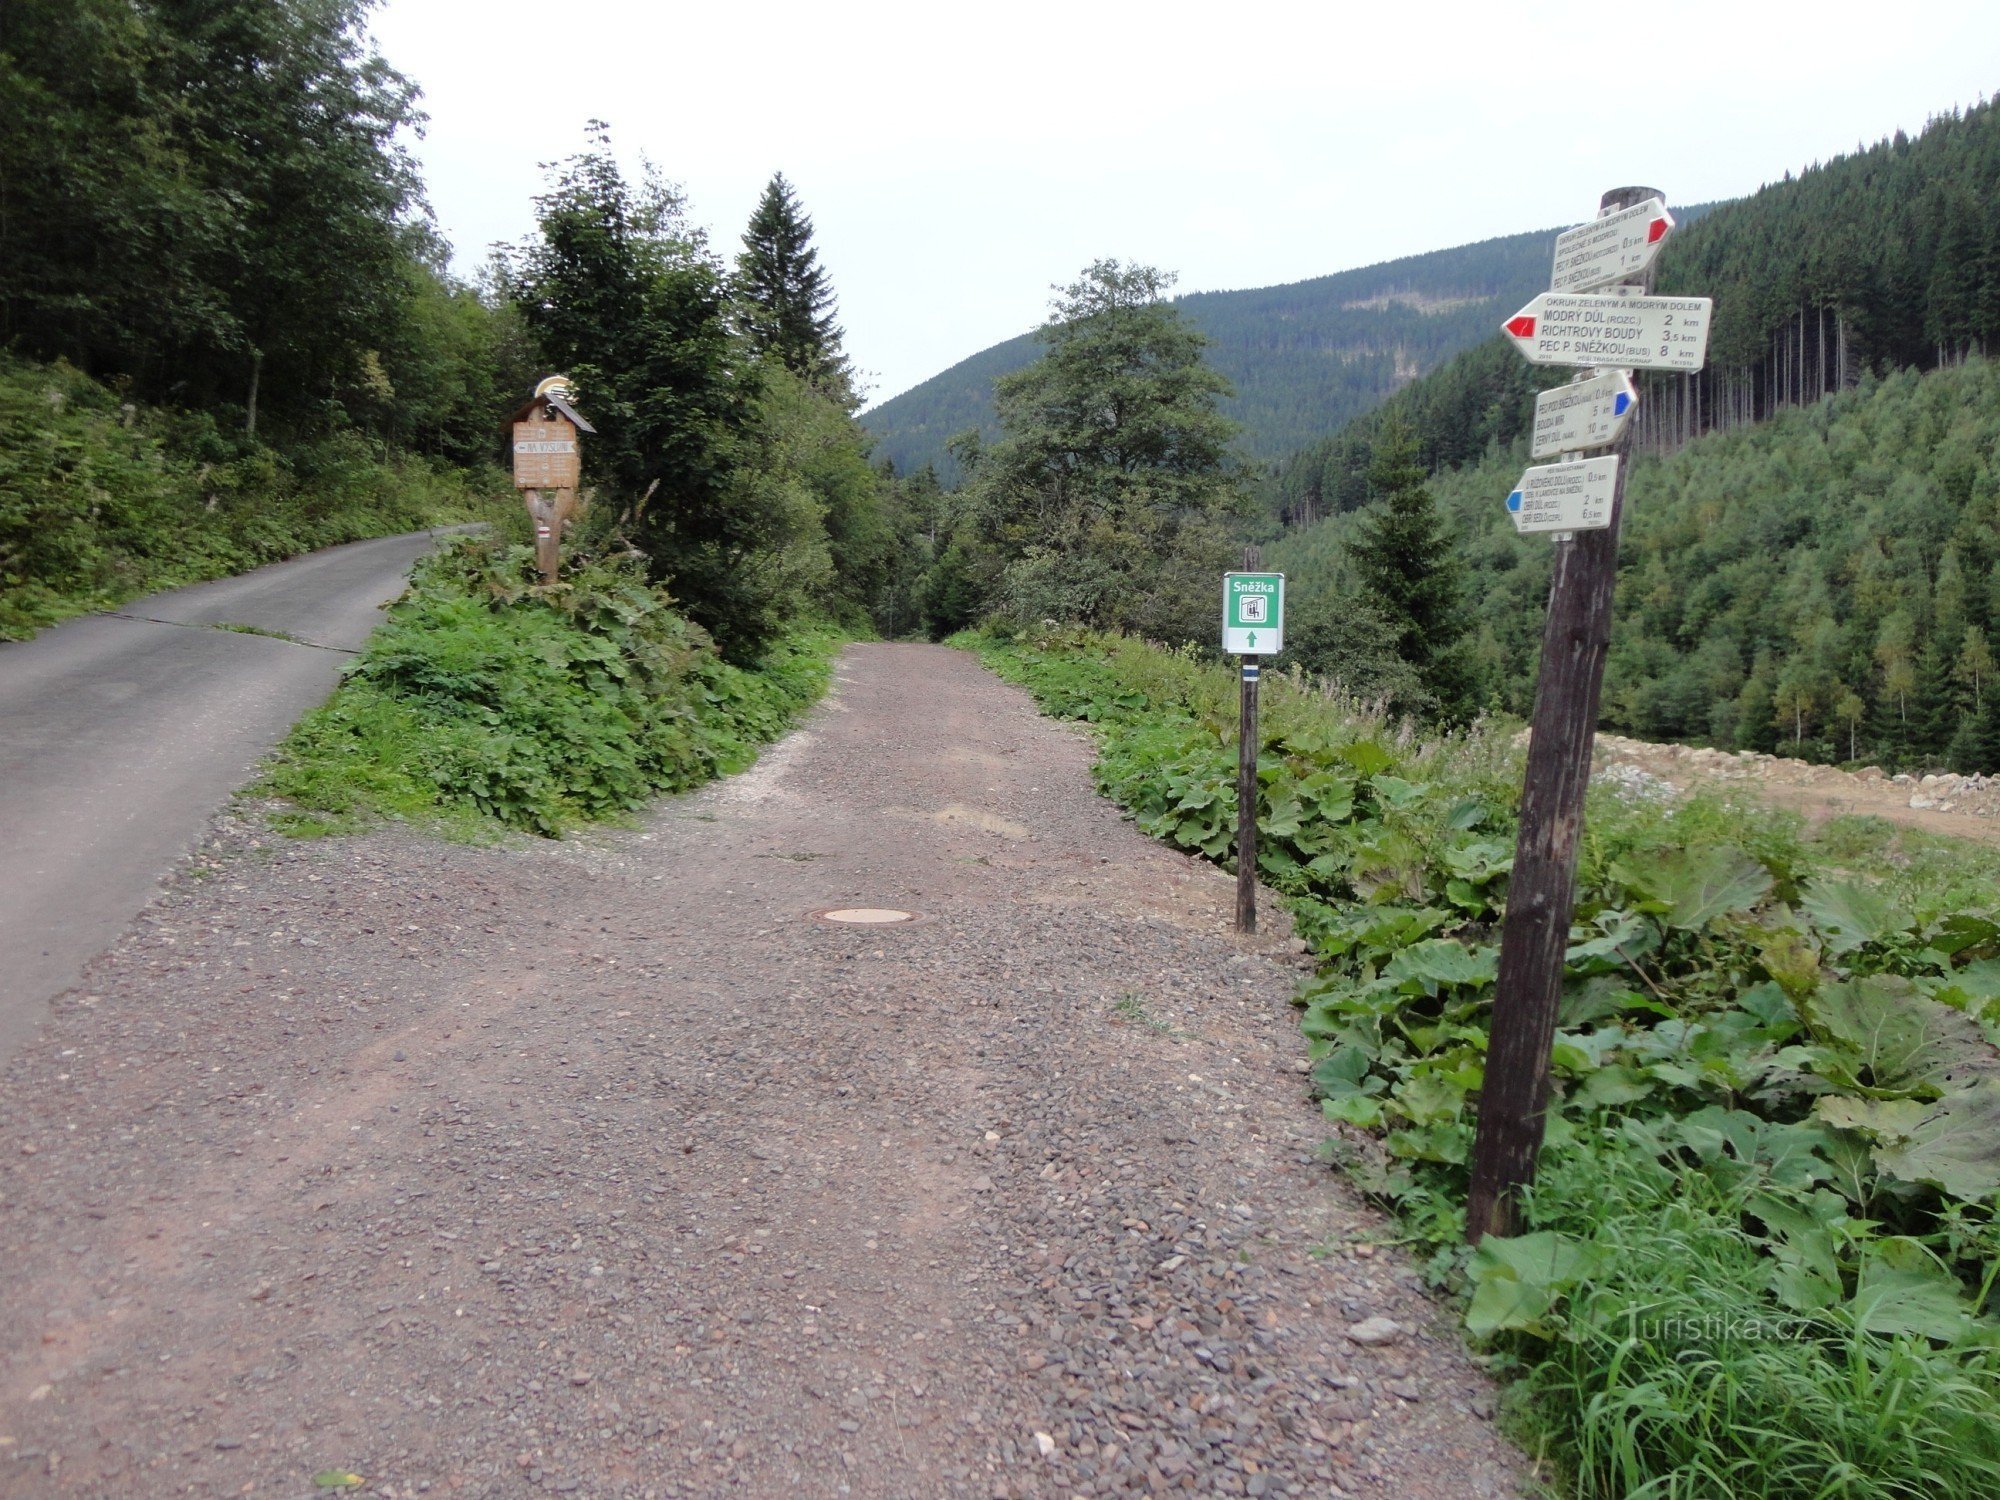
[265,539,835,837]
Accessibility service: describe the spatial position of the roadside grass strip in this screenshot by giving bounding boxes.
[965,625,2000,1500]
[263,538,838,838]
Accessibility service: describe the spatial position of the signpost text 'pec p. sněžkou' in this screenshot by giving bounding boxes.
[1467,188,1710,1244]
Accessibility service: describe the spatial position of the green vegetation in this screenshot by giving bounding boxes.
[1272,358,2000,769]
[1,0,529,635]
[1270,105,2000,773]
[930,261,1244,643]
[4,12,912,663]
[264,539,835,838]
[2,0,520,459]
[861,223,1621,483]
[736,173,855,399]
[501,130,920,659]
[970,627,2000,1500]
[0,355,509,638]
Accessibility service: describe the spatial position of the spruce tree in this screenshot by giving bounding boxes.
[1346,418,1472,719]
[735,174,850,397]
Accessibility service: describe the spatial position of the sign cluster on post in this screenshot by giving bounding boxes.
[1222,566,1285,935]
[510,375,596,583]
[1467,188,1710,1243]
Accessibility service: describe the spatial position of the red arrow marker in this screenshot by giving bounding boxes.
[1648,216,1670,243]
[1505,315,1537,339]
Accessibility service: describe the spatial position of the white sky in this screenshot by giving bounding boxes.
[369,0,1999,408]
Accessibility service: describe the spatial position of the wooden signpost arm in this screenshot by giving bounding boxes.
[1466,186,1662,1244]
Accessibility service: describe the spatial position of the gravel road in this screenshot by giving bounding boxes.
[0,643,1528,1498]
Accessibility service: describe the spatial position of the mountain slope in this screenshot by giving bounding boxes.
[1269,357,2000,772]
[861,226,1579,482]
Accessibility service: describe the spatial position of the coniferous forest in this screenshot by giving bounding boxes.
[1271,101,2000,772]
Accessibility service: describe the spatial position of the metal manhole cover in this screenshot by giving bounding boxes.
[812,906,923,926]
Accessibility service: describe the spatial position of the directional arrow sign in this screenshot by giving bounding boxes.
[1530,371,1639,458]
[1506,456,1620,534]
[1503,293,1712,372]
[1222,572,1285,654]
[1550,197,1675,293]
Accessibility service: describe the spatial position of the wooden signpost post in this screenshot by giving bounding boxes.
[1224,550,1284,934]
[1466,186,1707,1243]
[510,376,596,583]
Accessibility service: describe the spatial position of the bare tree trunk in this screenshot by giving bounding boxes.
[246,349,263,439]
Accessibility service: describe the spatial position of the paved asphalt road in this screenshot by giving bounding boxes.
[0,529,452,1060]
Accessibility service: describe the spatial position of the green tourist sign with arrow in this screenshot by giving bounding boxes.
[1222,572,1285,655]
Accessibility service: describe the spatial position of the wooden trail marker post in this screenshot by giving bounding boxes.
[1224,550,1284,934]
[510,376,596,584]
[1466,186,1709,1243]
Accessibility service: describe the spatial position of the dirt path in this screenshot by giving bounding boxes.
[0,643,1526,1499]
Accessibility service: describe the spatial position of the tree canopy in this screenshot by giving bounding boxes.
[735,174,851,400]
[948,260,1244,642]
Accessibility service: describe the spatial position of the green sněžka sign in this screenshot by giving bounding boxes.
[1222,572,1285,654]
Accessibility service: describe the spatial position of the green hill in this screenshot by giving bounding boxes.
[1267,102,2000,773]
[861,227,1590,483]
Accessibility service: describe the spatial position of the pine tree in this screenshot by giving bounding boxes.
[1345,418,1472,718]
[735,174,850,398]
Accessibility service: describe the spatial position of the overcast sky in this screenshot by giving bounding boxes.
[370,0,1999,408]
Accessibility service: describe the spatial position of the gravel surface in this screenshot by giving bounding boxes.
[0,643,1530,1498]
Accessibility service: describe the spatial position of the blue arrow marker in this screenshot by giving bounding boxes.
[1613,391,1632,416]
[1507,490,1523,512]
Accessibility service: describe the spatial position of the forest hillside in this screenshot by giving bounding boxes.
[1269,101,2000,773]
[859,225,1637,483]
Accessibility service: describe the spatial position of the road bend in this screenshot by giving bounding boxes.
[0,529,452,1060]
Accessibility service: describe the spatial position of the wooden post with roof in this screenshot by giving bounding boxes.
[510,375,596,583]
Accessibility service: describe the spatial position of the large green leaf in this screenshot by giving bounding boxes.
[1849,1261,1977,1342]
[1807,974,2000,1093]
[1646,846,1773,931]
[1465,1231,1604,1337]
[1801,878,1912,955]
[1383,938,1498,994]
[1818,1081,2000,1200]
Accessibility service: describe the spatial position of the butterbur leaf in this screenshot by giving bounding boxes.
[1849,1262,1976,1342]
[1573,1063,1654,1109]
[1816,1095,1929,1138]
[1369,775,1428,810]
[1871,1080,2000,1201]
[1807,974,2000,1093]
[1757,925,1822,1000]
[1802,878,1912,954]
[1465,1231,1603,1338]
[1311,1046,1383,1100]
[1445,797,1490,831]
[1336,739,1394,776]
[1383,939,1497,994]
[1932,913,2000,958]
[1647,846,1772,930]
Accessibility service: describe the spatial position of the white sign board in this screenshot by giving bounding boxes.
[1550,198,1675,294]
[1507,456,1620,534]
[1222,572,1285,654]
[1503,293,1712,372]
[1530,371,1639,458]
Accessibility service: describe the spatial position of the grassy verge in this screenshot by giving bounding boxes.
[964,625,2000,1500]
[262,538,837,838]
[0,355,515,639]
